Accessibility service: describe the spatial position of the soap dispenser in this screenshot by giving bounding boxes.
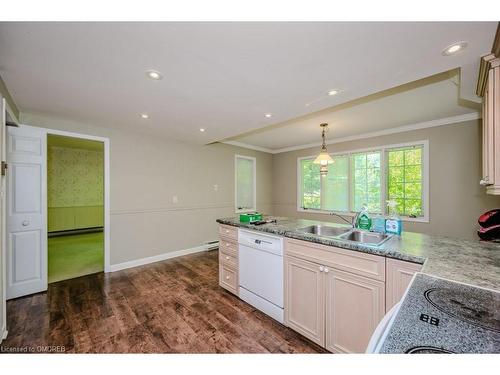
[385,200,403,236]
[357,205,372,230]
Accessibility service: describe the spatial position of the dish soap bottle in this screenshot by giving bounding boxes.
[385,200,402,236]
[357,205,372,230]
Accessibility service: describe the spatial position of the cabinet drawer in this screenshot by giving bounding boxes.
[286,238,385,281]
[219,238,238,257]
[219,264,238,294]
[219,252,238,269]
[219,224,238,241]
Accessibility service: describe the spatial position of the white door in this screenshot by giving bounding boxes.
[1,99,6,336]
[6,125,46,299]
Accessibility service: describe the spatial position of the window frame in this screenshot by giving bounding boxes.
[296,140,429,223]
[235,154,257,214]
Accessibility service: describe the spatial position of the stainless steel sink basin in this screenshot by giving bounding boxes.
[297,225,351,237]
[339,230,392,246]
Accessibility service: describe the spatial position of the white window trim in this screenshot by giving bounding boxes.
[297,140,429,223]
[235,154,257,214]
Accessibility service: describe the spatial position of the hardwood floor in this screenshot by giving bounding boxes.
[2,250,326,353]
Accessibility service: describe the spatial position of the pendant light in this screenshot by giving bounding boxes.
[313,123,334,176]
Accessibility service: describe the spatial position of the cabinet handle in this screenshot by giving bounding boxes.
[319,266,324,272]
[226,243,230,247]
[225,230,229,233]
[324,267,329,273]
[226,275,230,280]
[225,256,230,260]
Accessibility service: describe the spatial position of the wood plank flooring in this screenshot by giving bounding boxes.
[2,250,326,353]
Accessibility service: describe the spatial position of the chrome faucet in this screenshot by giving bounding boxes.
[329,211,360,228]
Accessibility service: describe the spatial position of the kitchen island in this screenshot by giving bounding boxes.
[216,216,500,353]
[216,216,500,290]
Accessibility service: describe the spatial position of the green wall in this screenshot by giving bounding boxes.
[47,135,104,232]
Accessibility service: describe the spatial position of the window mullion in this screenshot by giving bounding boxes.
[381,149,387,215]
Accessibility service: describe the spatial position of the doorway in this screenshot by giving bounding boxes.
[5,124,110,299]
[47,134,104,283]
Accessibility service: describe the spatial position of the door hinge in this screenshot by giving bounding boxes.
[1,161,7,176]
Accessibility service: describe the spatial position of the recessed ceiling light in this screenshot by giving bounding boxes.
[145,70,163,80]
[140,113,149,119]
[199,128,205,132]
[442,42,467,56]
[328,89,339,96]
[265,113,272,118]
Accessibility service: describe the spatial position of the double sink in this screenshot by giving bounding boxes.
[297,224,392,246]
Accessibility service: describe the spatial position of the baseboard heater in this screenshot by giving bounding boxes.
[205,240,219,251]
[48,227,104,237]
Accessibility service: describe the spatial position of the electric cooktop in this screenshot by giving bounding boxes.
[378,273,500,353]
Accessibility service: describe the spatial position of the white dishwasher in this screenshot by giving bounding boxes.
[238,229,284,323]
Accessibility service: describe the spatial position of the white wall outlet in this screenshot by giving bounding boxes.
[172,195,178,204]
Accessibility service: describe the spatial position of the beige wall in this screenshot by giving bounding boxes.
[21,113,273,265]
[18,113,500,269]
[272,120,500,240]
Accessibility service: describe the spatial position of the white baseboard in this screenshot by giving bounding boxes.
[107,244,213,273]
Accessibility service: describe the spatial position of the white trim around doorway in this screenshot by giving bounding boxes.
[43,127,111,273]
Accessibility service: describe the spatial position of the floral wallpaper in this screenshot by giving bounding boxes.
[48,146,104,208]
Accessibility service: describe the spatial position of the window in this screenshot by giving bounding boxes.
[298,141,428,221]
[235,155,256,213]
[387,145,423,217]
[300,158,321,209]
[324,155,349,212]
[351,151,381,213]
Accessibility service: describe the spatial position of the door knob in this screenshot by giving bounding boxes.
[319,266,324,272]
[324,268,329,273]
[22,220,29,226]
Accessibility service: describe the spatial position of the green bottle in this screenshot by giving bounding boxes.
[357,205,372,230]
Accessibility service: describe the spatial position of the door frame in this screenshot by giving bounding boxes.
[43,127,111,273]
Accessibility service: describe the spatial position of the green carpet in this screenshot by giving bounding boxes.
[48,232,104,283]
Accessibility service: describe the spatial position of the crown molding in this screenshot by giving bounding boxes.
[477,54,497,97]
[222,140,274,153]
[223,112,481,155]
[492,22,500,59]
[476,22,500,97]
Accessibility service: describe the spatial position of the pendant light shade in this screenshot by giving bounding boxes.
[313,123,333,176]
[313,148,334,166]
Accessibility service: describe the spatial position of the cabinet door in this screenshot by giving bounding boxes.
[284,256,325,346]
[386,258,422,311]
[325,269,385,353]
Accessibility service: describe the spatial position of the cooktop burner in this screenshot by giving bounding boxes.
[424,287,500,333]
[406,346,455,354]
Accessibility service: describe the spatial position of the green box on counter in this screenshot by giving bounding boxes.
[239,212,262,223]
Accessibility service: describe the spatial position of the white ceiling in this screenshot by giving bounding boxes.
[229,72,480,151]
[0,22,496,145]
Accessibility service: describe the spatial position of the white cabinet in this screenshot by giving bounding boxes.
[479,55,500,194]
[284,238,385,353]
[218,225,239,295]
[325,269,385,353]
[284,256,325,345]
[385,258,422,311]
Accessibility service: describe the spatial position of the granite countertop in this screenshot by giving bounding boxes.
[216,216,500,291]
[378,274,500,353]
